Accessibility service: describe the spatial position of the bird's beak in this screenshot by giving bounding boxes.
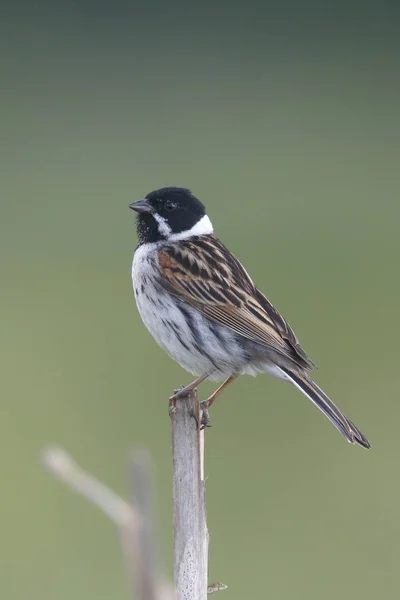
[129,199,154,213]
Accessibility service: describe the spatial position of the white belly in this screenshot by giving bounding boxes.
[132,243,289,382]
[132,243,250,380]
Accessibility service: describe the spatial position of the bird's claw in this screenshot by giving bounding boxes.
[169,385,189,401]
[199,401,212,430]
[168,397,177,417]
[169,385,213,429]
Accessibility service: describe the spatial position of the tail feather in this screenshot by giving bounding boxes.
[279,367,370,449]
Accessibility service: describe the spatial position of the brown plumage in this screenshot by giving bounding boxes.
[158,236,370,449]
[158,236,313,371]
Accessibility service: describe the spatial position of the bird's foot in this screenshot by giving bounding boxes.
[169,384,199,418]
[169,374,210,403]
[199,400,212,430]
[169,385,191,402]
[168,396,177,417]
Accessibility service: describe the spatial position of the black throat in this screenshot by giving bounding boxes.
[136,213,166,245]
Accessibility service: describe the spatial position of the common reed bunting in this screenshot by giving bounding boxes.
[130,187,370,448]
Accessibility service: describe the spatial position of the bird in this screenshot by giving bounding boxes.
[129,186,370,448]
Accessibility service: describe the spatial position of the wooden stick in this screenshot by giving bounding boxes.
[170,390,209,600]
[42,402,226,598]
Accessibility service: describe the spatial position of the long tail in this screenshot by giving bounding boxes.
[279,367,370,449]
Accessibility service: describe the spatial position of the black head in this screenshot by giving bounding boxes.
[130,187,211,245]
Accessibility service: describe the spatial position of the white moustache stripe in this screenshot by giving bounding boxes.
[152,213,172,237]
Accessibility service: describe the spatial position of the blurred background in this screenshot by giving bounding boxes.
[1,0,400,598]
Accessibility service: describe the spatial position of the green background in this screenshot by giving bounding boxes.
[2,2,400,598]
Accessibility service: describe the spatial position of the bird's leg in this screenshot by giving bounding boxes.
[200,375,237,429]
[168,372,211,416]
[171,373,211,399]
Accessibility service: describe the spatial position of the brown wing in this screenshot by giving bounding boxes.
[158,236,314,370]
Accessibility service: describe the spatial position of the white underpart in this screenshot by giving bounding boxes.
[152,213,172,237]
[168,214,214,241]
[132,239,289,382]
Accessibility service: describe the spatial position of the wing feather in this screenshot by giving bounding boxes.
[158,236,314,369]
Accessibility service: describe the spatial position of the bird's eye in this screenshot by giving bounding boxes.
[165,200,178,211]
